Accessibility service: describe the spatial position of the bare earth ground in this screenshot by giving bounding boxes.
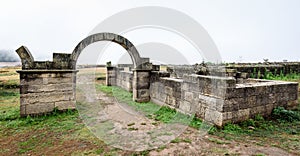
[0,67,299,155]
[85,89,294,156]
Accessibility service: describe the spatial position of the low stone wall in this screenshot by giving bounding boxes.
[149,71,298,126]
[223,79,298,124]
[18,70,77,116]
[116,69,133,92]
[106,67,151,102]
[226,62,300,78]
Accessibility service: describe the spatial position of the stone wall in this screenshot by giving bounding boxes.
[16,46,78,116]
[18,70,77,116]
[116,69,133,92]
[106,67,151,102]
[17,69,77,116]
[226,62,300,78]
[223,79,298,124]
[106,67,116,86]
[149,71,298,126]
[15,32,152,117]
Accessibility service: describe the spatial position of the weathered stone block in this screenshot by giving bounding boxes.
[237,109,250,122]
[184,92,193,103]
[205,109,223,127]
[55,101,76,110]
[179,101,191,113]
[265,104,274,115]
[24,103,55,116]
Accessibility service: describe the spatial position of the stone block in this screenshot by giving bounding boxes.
[287,100,298,109]
[55,101,76,110]
[20,104,26,116]
[250,106,265,117]
[245,96,256,108]
[265,104,274,115]
[237,109,250,122]
[25,102,55,115]
[223,98,241,112]
[165,86,173,96]
[204,109,223,127]
[184,92,193,103]
[195,105,207,119]
[133,89,150,102]
[179,101,191,113]
[137,81,150,89]
[222,112,232,121]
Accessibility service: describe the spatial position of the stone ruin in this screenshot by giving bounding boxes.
[16,32,151,116]
[106,64,298,126]
[15,32,299,126]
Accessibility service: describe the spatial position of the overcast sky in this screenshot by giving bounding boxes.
[0,0,299,64]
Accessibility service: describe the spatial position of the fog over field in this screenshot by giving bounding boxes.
[0,50,20,62]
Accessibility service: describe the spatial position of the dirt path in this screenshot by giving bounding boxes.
[78,89,187,151]
[77,87,295,155]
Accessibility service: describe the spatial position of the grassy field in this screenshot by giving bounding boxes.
[0,67,300,155]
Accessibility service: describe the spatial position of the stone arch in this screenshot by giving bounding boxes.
[70,32,149,69]
[14,32,152,117]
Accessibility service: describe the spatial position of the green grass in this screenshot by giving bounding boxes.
[0,79,19,89]
[209,106,300,154]
[250,69,300,81]
[96,84,199,127]
[170,137,192,144]
[0,87,124,155]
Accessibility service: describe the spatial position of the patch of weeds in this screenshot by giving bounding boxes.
[153,106,176,123]
[272,107,300,122]
[0,79,19,89]
[208,126,217,135]
[128,127,138,131]
[264,71,300,81]
[182,138,192,143]
[156,145,166,152]
[222,123,243,134]
[170,138,181,143]
[151,122,158,126]
[189,117,202,129]
[127,122,135,126]
[131,150,150,156]
[255,153,265,156]
[0,107,20,121]
[140,122,146,125]
[95,147,105,154]
[170,138,192,144]
[0,90,18,97]
[96,85,113,96]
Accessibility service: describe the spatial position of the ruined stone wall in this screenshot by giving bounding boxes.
[116,69,133,92]
[18,70,77,116]
[226,62,300,78]
[166,65,194,78]
[149,71,298,126]
[16,46,78,116]
[223,79,299,124]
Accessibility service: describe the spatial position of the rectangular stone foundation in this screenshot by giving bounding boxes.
[18,70,77,116]
[105,66,299,126]
[150,72,299,126]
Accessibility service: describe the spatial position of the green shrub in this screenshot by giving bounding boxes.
[223,123,243,134]
[272,107,300,122]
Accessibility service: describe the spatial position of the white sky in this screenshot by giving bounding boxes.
[0,0,300,63]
